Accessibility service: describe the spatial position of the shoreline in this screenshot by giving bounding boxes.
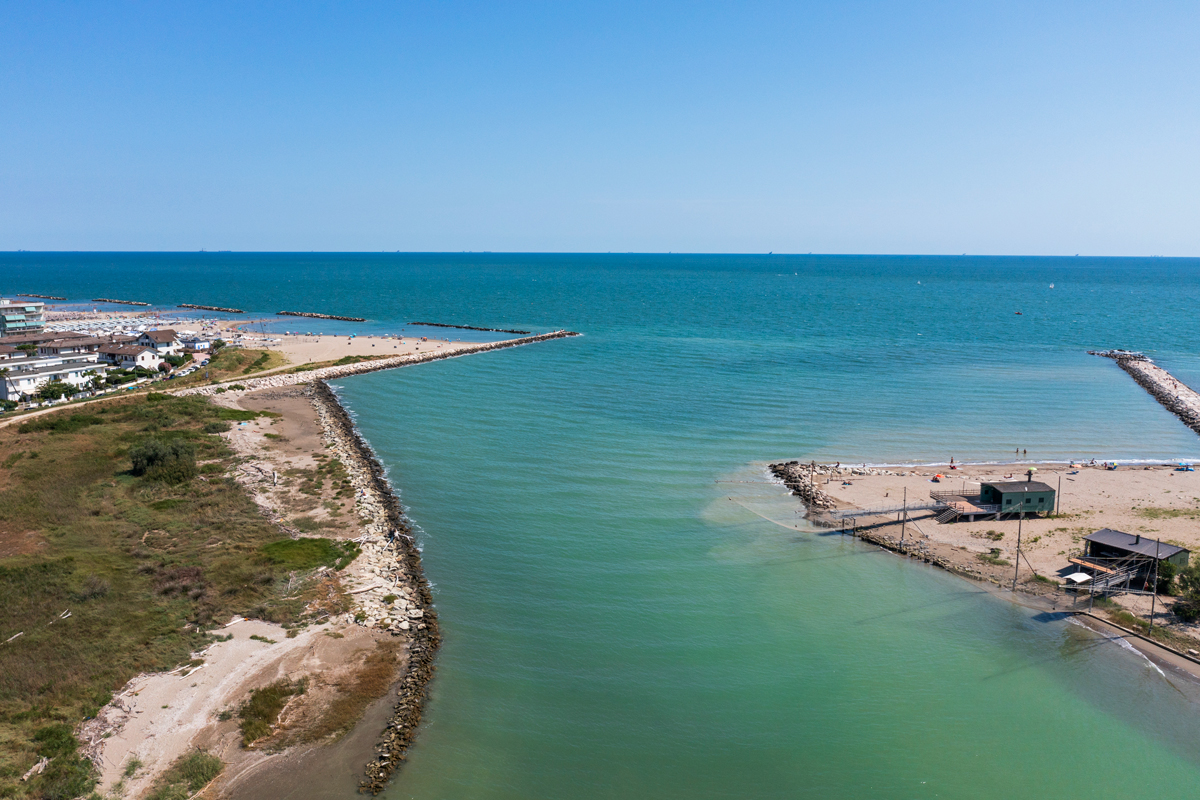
[309,380,442,794]
[768,459,1200,684]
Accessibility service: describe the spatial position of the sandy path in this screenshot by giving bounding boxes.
[83,618,377,798]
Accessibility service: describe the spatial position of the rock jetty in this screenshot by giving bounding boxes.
[769,461,840,510]
[309,381,440,794]
[16,294,66,300]
[407,321,532,335]
[92,297,150,306]
[1090,350,1200,437]
[179,303,244,313]
[277,310,366,322]
[175,330,581,398]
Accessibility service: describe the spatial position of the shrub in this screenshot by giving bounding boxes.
[129,437,197,484]
[19,414,102,434]
[203,421,231,434]
[1157,560,1178,595]
[145,751,223,800]
[239,679,305,745]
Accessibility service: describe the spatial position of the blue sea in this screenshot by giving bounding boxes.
[8,252,1200,798]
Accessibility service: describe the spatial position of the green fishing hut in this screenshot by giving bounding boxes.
[980,480,1055,515]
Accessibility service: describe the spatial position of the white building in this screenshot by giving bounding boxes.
[98,345,164,370]
[136,329,182,356]
[0,355,108,402]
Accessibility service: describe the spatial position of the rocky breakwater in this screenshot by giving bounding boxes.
[310,380,441,794]
[278,310,367,322]
[175,330,581,398]
[768,461,840,512]
[1091,349,1200,438]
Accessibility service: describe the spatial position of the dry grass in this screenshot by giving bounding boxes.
[0,394,354,799]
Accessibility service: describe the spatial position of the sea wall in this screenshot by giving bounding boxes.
[310,380,441,794]
[176,330,580,398]
[1091,350,1200,437]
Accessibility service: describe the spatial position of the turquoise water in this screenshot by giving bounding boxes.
[8,253,1200,797]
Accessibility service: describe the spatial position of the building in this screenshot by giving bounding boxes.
[98,344,164,371]
[0,300,46,337]
[0,356,109,402]
[979,480,1056,515]
[0,331,87,346]
[36,336,128,357]
[1083,528,1190,570]
[135,329,182,356]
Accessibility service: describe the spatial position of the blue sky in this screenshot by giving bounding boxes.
[2,1,1197,254]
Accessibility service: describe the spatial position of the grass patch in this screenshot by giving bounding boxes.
[145,751,223,800]
[976,548,1011,566]
[0,394,337,798]
[1136,507,1200,520]
[239,679,305,746]
[261,538,361,571]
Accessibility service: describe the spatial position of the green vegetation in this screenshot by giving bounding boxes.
[239,679,306,746]
[1135,507,1200,520]
[287,354,384,373]
[170,347,283,389]
[261,537,361,571]
[0,393,352,798]
[1172,562,1200,621]
[144,751,223,800]
[976,548,1011,566]
[129,437,198,484]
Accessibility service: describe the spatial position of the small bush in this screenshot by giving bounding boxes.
[239,679,305,745]
[74,574,111,600]
[130,437,197,484]
[1157,560,1178,595]
[217,408,258,422]
[977,548,1011,566]
[203,421,231,433]
[146,751,223,800]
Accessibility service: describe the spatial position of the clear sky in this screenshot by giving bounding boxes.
[2,2,1197,254]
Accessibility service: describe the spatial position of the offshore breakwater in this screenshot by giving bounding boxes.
[1090,350,1200,438]
[310,381,440,794]
[407,321,532,335]
[278,310,367,322]
[179,303,244,313]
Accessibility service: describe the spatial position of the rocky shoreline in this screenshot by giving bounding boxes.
[768,461,901,511]
[309,380,442,794]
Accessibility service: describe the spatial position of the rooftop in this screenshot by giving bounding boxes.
[139,329,178,343]
[982,480,1055,494]
[1083,528,1188,559]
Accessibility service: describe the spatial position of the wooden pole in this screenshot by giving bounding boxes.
[900,487,907,546]
[1056,474,1062,515]
[1150,538,1161,632]
[1013,488,1026,590]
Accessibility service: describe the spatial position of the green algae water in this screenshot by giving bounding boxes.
[8,253,1200,797]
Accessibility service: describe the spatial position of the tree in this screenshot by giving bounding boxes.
[37,380,72,402]
[1172,562,1200,621]
[16,343,36,353]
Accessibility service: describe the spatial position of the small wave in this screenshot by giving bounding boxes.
[1068,618,1166,676]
